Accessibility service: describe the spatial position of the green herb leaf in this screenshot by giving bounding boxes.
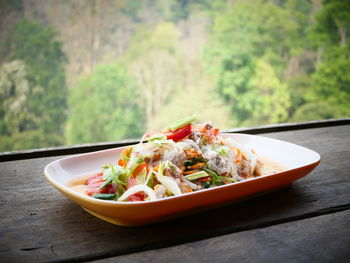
[217,146,228,156]
[98,176,113,190]
[92,193,116,200]
[102,165,113,180]
[110,165,127,186]
[201,167,221,184]
[185,159,194,166]
[201,167,237,184]
[217,176,237,183]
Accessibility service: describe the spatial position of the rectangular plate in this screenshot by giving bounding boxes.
[44,133,320,226]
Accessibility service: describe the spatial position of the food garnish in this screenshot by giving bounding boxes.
[85,116,263,201]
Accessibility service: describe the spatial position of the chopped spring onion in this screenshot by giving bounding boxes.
[167,115,197,131]
[201,167,220,183]
[185,171,209,181]
[148,134,167,141]
[102,166,112,180]
[218,177,237,183]
[201,167,237,184]
[101,165,127,189]
[111,165,127,186]
[217,146,228,156]
[98,176,113,190]
[92,193,116,200]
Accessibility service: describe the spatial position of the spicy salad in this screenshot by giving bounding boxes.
[84,116,263,201]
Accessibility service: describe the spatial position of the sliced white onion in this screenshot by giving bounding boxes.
[163,147,178,162]
[138,133,148,144]
[145,168,153,185]
[117,185,157,201]
[183,178,200,190]
[154,171,182,196]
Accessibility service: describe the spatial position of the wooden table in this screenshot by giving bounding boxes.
[1,120,349,263]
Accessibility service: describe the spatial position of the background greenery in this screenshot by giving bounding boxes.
[0,0,349,151]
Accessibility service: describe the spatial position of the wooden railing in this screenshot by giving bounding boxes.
[1,118,349,162]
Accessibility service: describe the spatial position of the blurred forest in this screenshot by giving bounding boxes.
[0,0,349,151]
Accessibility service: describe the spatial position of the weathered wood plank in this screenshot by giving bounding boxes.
[1,118,349,162]
[0,125,349,263]
[91,210,350,263]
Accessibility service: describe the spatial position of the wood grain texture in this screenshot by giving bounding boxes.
[0,125,349,263]
[91,210,350,263]
[1,118,349,162]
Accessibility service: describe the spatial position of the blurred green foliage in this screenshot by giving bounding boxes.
[66,63,144,144]
[205,0,298,125]
[306,0,350,119]
[0,0,349,152]
[0,19,67,151]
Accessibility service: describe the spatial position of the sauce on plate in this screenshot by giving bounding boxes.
[258,156,286,175]
[68,173,94,195]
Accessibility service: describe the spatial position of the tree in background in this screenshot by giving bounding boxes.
[66,63,144,144]
[1,0,349,152]
[241,60,290,126]
[124,22,185,128]
[0,61,61,150]
[292,0,350,121]
[0,19,67,151]
[205,0,294,126]
[148,80,235,132]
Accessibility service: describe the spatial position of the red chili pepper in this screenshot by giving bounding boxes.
[164,124,192,142]
[198,177,211,182]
